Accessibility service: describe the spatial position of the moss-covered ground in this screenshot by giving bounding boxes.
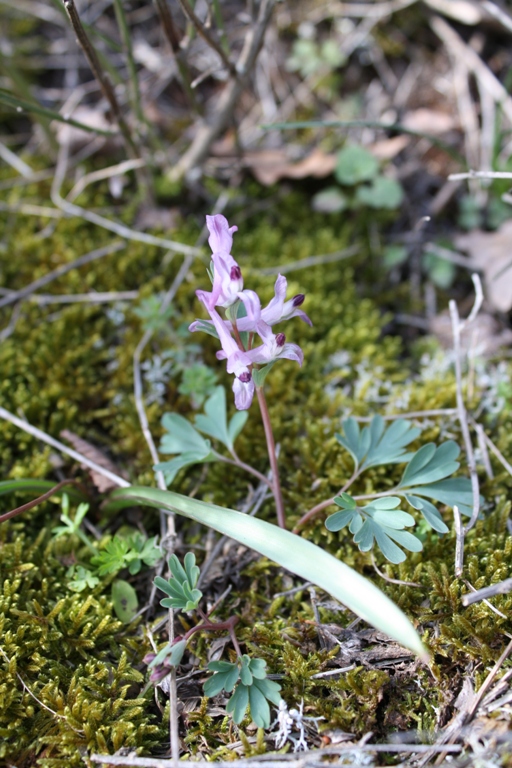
[1,172,512,766]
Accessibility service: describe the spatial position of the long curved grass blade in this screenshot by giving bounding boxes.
[112,486,428,660]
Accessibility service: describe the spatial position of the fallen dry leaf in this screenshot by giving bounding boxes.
[213,147,337,186]
[455,222,512,312]
[370,135,410,160]
[402,108,457,135]
[60,429,127,492]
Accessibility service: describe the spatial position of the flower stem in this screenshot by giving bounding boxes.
[293,469,361,532]
[255,385,286,529]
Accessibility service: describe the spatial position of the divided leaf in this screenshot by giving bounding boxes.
[397,442,481,522]
[154,552,203,611]
[326,496,422,564]
[399,441,460,487]
[156,412,214,485]
[194,386,248,452]
[205,656,281,728]
[336,415,421,471]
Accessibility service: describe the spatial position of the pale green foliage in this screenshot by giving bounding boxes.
[327,417,480,561]
[312,145,403,213]
[155,386,247,484]
[205,656,282,728]
[154,552,202,611]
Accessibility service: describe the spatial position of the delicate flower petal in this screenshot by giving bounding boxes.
[198,295,252,377]
[260,274,287,325]
[206,214,238,254]
[233,375,255,410]
[233,274,311,330]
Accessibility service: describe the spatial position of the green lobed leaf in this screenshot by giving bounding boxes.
[184,551,200,587]
[405,495,449,533]
[399,442,460,487]
[248,658,267,680]
[335,145,379,185]
[404,478,480,517]
[325,508,358,532]
[336,415,421,472]
[252,677,282,705]
[194,386,232,449]
[160,413,212,455]
[248,682,271,728]
[227,683,250,724]
[355,176,404,210]
[112,486,428,659]
[154,450,215,486]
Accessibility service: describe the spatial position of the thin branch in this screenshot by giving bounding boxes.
[0,646,83,732]
[152,0,198,109]
[213,451,273,491]
[62,0,140,157]
[29,290,138,305]
[371,553,422,587]
[453,505,464,578]
[467,637,512,719]
[170,0,276,180]
[449,170,512,181]
[66,158,146,203]
[0,406,130,488]
[50,136,200,256]
[461,579,507,618]
[0,479,86,524]
[462,578,512,607]
[449,274,483,537]
[176,0,235,76]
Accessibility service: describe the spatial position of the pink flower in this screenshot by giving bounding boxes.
[237,275,311,330]
[196,292,255,410]
[203,215,243,309]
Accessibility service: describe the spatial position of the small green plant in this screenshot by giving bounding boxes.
[91,532,161,575]
[155,385,248,485]
[286,36,346,79]
[296,415,479,563]
[51,495,160,621]
[312,144,404,213]
[146,553,282,728]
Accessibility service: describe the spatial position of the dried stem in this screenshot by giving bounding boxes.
[152,0,199,111]
[170,0,276,180]
[448,274,483,536]
[62,0,140,158]
[0,241,124,310]
[0,406,129,488]
[176,0,235,76]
